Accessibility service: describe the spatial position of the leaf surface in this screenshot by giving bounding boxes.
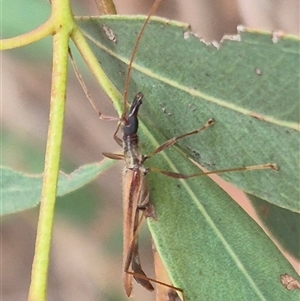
[76,16,300,300]
[78,16,300,213]
[249,194,300,260]
[1,159,115,215]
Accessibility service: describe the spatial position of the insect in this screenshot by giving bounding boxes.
[73,0,279,299]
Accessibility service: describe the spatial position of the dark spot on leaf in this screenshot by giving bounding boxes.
[260,205,270,217]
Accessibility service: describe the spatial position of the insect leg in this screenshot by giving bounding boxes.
[144,119,215,161]
[150,163,278,179]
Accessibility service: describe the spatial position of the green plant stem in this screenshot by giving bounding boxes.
[71,27,123,114]
[28,1,74,300]
[0,19,55,50]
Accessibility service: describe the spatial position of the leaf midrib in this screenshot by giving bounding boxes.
[142,122,268,300]
[83,26,299,131]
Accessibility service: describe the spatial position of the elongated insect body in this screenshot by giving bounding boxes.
[116,93,215,299]
[122,167,151,296]
[105,92,155,296]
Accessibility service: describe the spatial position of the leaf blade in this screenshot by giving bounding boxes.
[78,16,300,212]
[76,16,300,300]
[1,159,116,215]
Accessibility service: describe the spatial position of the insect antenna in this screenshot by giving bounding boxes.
[123,0,165,119]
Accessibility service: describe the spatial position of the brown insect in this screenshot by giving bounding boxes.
[100,4,277,299]
[101,94,215,298]
[72,0,278,299]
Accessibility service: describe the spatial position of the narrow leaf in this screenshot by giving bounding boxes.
[77,16,300,213]
[76,16,300,300]
[249,194,300,260]
[1,159,115,215]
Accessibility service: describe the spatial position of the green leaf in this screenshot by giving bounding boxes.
[147,127,299,300]
[75,16,300,300]
[77,16,300,213]
[249,194,300,260]
[0,159,116,216]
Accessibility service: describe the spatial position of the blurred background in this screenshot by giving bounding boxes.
[2,0,299,300]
